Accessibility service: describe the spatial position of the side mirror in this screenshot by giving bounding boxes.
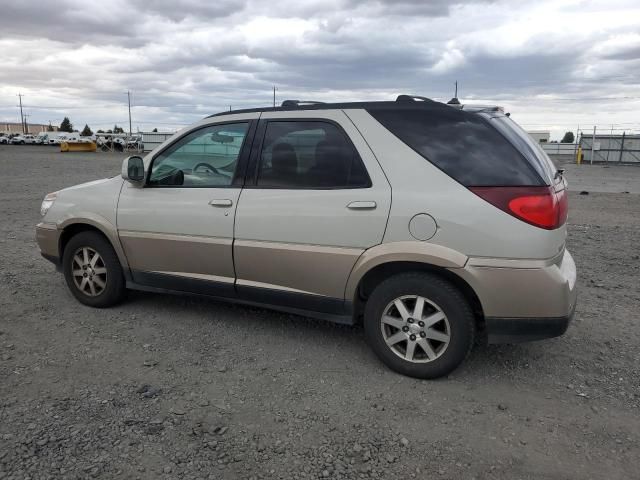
[122,156,145,184]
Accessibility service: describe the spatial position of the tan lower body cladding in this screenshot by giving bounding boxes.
[233,240,363,299]
[118,231,363,299]
[118,230,236,283]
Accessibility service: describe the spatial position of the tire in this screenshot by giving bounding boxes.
[364,272,475,379]
[62,231,126,308]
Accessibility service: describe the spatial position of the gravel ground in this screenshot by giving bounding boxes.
[1,145,639,480]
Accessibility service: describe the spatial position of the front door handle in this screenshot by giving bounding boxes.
[209,199,233,207]
[347,201,377,210]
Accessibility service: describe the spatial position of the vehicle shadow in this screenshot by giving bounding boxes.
[125,289,558,379]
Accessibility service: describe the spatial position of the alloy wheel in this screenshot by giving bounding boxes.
[380,295,451,363]
[71,247,108,297]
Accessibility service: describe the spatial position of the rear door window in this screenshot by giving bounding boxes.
[369,108,546,186]
[256,121,371,189]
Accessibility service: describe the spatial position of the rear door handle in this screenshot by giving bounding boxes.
[347,201,377,210]
[209,199,233,207]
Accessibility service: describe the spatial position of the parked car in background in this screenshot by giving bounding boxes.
[48,134,65,145]
[49,133,81,145]
[126,135,143,150]
[0,134,9,144]
[36,95,576,379]
[35,133,49,145]
[11,134,37,144]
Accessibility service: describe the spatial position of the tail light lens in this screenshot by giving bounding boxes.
[470,183,568,230]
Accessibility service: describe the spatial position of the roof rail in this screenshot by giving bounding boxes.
[395,95,436,103]
[281,100,326,107]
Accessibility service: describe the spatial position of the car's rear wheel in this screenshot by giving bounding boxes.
[62,231,125,308]
[364,272,475,379]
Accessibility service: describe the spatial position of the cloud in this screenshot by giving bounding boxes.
[430,48,466,74]
[0,0,638,139]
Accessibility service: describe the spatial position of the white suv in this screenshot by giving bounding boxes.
[11,134,36,144]
[36,96,577,378]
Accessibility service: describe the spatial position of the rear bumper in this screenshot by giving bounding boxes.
[454,249,577,343]
[485,301,576,344]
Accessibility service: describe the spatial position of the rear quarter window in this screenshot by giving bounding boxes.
[483,114,556,184]
[368,108,545,186]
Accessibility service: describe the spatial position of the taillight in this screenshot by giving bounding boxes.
[470,184,568,230]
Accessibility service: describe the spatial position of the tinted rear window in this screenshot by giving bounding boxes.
[369,108,545,186]
[483,114,556,184]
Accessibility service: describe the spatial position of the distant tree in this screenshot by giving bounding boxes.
[96,129,104,134]
[561,131,575,143]
[106,129,113,134]
[47,122,54,132]
[152,128,158,132]
[113,125,124,134]
[80,124,93,136]
[59,117,73,133]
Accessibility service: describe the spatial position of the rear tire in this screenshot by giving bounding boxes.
[62,231,125,308]
[364,272,475,379]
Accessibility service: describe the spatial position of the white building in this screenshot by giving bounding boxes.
[526,130,551,144]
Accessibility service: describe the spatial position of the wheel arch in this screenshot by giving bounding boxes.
[350,260,485,331]
[58,218,129,272]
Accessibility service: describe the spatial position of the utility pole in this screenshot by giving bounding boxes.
[273,86,277,107]
[17,93,25,134]
[127,91,132,136]
[591,126,596,165]
[454,80,458,98]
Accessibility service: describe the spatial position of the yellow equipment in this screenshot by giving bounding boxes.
[60,142,97,152]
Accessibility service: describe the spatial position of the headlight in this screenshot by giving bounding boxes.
[40,192,57,217]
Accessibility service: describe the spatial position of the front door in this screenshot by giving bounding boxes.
[233,110,391,313]
[117,118,256,296]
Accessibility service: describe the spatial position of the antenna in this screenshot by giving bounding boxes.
[447,81,461,106]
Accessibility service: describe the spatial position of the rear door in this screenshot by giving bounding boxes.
[233,110,391,313]
[117,116,257,295]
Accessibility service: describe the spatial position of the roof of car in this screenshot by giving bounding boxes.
[208,96,503,118]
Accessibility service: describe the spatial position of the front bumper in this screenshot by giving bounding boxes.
[36,222,61,268]
[455,249,578,344]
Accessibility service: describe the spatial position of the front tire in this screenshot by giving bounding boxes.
[364,272,475,379]
[62,231,125,308]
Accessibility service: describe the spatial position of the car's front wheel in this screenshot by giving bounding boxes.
[364,272,475,379]
[62,231,125,308]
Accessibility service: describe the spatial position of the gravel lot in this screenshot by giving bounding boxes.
[1,145,639,480]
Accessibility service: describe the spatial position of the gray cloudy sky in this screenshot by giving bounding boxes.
[1,0,639,139]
